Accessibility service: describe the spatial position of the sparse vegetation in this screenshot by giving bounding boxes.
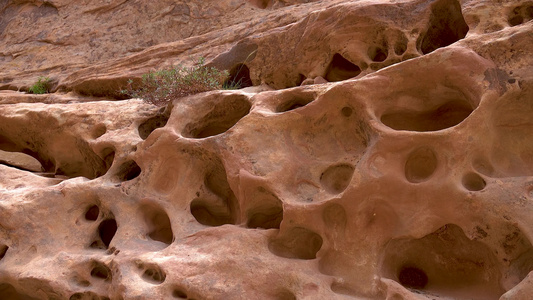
[28,76,52,94]
[121,58,229,106]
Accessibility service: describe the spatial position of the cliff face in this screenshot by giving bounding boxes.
[0,0,532,299]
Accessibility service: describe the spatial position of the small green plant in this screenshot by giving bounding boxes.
[121,57,229,106]
[28,76,51,94]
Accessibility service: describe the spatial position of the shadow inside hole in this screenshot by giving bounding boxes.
[380,224,505,299]
[183,95,251,138]
[84,205,100,221]
[0,245,8,260]
[116,160,141,181]
[325,53,361,82]
[138,113,170,140]
[462,172,486,191]
[98,219,117,248]
[268,227,323,260]
[320,164,355,194]
[90,262,112,281]
[381,100,473,132]
[140,203,174,245]
[368,46,388,62]
[246,187,283,230]
[419,0,469,54]
[140,264,166,284]
[224,64,253,89]
[508,5,533,26]
[404,147,438,183]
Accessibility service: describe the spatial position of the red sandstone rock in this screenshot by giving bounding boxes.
[0,0,532,299]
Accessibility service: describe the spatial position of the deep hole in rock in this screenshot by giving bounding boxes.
[140,204,174,245]
[69,291,106,300]
[320,164,355,194]
[141,265,166,284]
[276,289,297,300]
[462,172,486,191]
[98,219,118,248]
[368,45,388,62]
[405,147,437,183]
[381,224,505,298]
[276,90,316,113]
[419,0,469,54]
[398,266,429,289]
[381,100,473,132]
[325,53,361,82]
[191,161,239,226]
[116,160,141,181]
[224,64,253,89]
[172,289,187,299]
[394,35,409,55]
[0,245,8,260]
[90,262,112,281]
[341,106,353,117]
[0,283,40,300]
[92,124,107,139]
[85,205,100,221]
[138,113,170,140]
[247,0,270,9]
[101,147,115,172]
[508,4,533,26]
[246,187,283,230]
[268,227,323,260]
[184,95,251,138]
[190,198,235,227]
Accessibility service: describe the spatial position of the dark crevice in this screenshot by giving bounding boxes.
[419,0,469,54]
[325,53,361,82]
[138,113,170,140]
[268,227,323,260]
[140,203,174,245]
[98,218,118,248]
[224,64,253,89]
[84,205,100,221]
[116,160,141,181]
[90,262,112,281]
[508,4,533,26]
[0,245,8,260]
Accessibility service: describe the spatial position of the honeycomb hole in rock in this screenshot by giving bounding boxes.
[341,106,353,117]
[462,172,486,191]
[0,245,8,260]
[276,90,316,113]
[92,124,107,139]
[141,264,166,284]
[381,100,474,132]
[70,292,109,300]
[419,0,469,54]
[268,227,323,260]
[100,147,116,174]
[368,45,388,62]
[405,147,437,183]
[320,164,355,194]
[247,0,271,9]
[398,266,428,289]
[381,224,504,299]
[138,113,170,140]
[508,5,533,26]
[246,188,283,229]
[172,288,188,299]
[394,35,409,56]
[140,203,174,245]
[98,218,118,248]
[184,95,251,138]
[84,205,100,221]
[0,283,39,300]
[325,53,361,82]
[223,64,253,89]
[275,289,297,300]
[116,160,141,181]
[190,198,235,227]
[90,261,112,281]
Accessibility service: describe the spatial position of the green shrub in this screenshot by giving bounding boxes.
[121,57,229,106]
[28,76,51,94]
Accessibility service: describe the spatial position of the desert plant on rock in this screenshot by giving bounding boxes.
[121,58,229,106]
[28,76,52,94]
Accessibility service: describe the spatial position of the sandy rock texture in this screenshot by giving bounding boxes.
[1,0,533,299]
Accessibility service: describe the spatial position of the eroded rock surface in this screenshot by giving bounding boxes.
[0,0,532,299]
